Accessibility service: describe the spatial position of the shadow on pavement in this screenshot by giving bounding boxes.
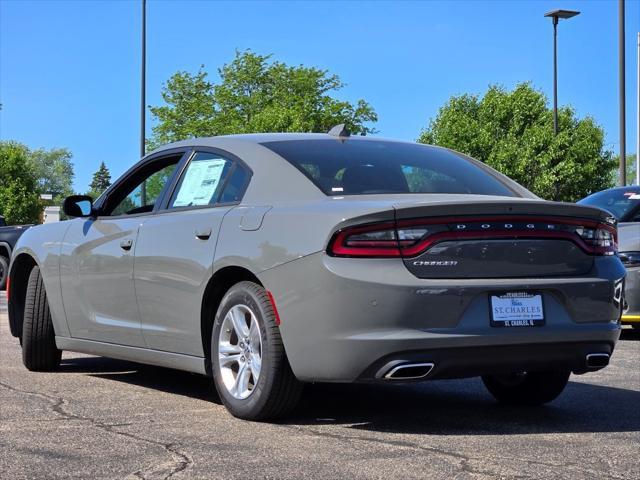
[60,356,220,403]
[59,353,640,435]
[620,328,639,341]
[290,379,640,435]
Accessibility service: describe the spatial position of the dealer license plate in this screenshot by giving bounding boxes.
[490,292,545,327]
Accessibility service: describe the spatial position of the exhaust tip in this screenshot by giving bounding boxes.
[384,362,435,380]
[585,353,610,369]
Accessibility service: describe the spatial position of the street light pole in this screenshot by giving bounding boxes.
[636,32,640,186]
[552,16,559,135]
[544,9,580,136]
[140,0,147,204]
[619,0,626,186]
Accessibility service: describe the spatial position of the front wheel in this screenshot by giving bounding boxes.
[482,370,570,406]
[211,281,302,421]
[22,266,62,371]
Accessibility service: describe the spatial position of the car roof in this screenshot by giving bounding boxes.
[146,132,415,155]
[141,134,536,203]
[587,186,640,195]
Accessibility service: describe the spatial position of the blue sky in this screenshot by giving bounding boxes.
[1,0,639,192]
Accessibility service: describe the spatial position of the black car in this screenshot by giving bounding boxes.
[0,215,32,290]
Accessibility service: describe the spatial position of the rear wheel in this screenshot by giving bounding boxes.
[482,370,570,405]
[0,255,8,290]
[211,281,302,420]
[21,266,62,371]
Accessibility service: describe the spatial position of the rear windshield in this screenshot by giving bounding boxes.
[578,188,640,221]
[262,139,517,197]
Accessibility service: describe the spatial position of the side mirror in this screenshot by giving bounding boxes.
[62,195,95,218]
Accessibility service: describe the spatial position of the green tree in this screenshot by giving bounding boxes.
[149,50,377,148]
[610,153,637,186]
[0,141,41,224]
[88,161,112,199]
[626,153,638,186]
[28,147,75,205]
[418,83,616,202]
[143,165,177,204]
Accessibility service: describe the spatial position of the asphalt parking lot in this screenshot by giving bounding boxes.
[1,295,638,480]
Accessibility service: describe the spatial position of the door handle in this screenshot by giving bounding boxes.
[120,238,133,251]
[195,228,212,240]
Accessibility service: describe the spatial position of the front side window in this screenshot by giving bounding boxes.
[103,156,181,216]
[111,164,177,216]
[262,139,519,197]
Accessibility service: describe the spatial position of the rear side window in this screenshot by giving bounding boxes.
[262,139,518,197]
[169,152,231,208]
[219,164,249,204]
[168,152,250,208]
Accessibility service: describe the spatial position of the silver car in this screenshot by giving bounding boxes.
[579,186,640,329]
[7,132,625,420]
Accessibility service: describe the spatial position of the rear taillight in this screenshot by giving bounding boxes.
[328,216,618,258]
[329,222,402,257]
[574,225,617,255]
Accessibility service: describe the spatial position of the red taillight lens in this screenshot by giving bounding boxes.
[329,222,401,257]
[574,225,617,255]
[328,217,618,258]
[328,222,434,257]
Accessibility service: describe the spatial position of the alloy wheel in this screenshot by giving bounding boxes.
[217,304,263,399]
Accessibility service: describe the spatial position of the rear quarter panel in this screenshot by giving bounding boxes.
[213,199,398,274]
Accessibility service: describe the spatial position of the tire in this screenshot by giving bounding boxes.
[0,255,8,291]
[211,281,302,421]
[21,266,62,371]
[482,370,570,406]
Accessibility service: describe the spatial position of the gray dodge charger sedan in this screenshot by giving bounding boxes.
[7,131,625,420]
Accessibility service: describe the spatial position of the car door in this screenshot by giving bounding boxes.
[59,152,186,346]
[134,149,251,355]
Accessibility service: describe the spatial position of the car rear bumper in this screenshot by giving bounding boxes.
[261,252,624,383]
[360,341,616,381]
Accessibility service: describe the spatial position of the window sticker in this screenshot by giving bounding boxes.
[173,158,227,207]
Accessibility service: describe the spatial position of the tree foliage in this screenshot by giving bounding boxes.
[610,153,638,186]
[88,161,112,199]
[143,165,176,204]
[0,142,42,224]
[418,83,616,202]
[149,51,377,148]
[28,147,75,205]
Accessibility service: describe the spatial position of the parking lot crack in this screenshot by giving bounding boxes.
[0,381,192,479]
[282,424,502,476]
[284,424,626,480]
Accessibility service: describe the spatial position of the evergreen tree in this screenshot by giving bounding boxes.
[89,162,112,198]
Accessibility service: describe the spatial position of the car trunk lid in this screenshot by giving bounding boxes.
[392,197,615,279]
